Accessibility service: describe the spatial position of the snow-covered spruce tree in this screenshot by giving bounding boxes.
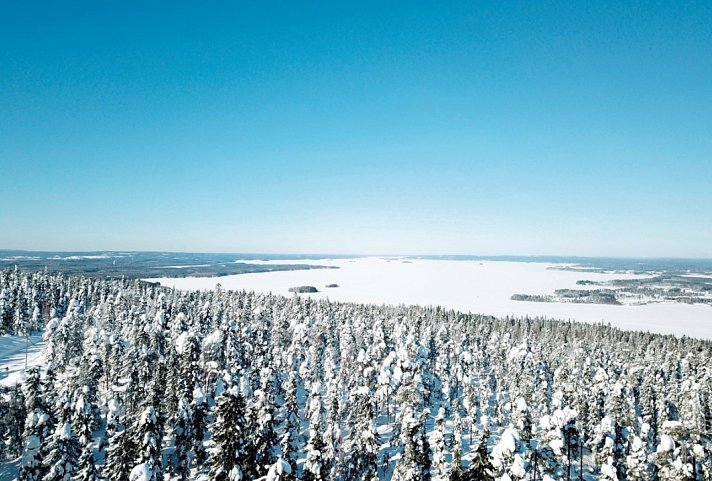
[626,434,649,481]
[72,388,95,448]
[651,420,697,481]
[560,410,580,481]
[103,397,135,481]
[129,405,163,481]
[74,442,100,481]
[0,286,14,334]
[431,407,447,480]
[677,374,711,479]
[266,458,294,481]
[249,368,278,477]
[41,421,80,481]
[464,427,493,481]
[120,350,143,419]
[512,396,533,446]
[303,382,328,481]
[490,426,526,480]
[209,385,251,481]
[105,333,126,393]
[179,328,202,397]
[448,403,465,481]
[392,409,431,481]
[461,364,480,443]
[77,327,103,423]
[0,395,9,460]
[23,366,50,424]
[593,411,628,481]
[0,383,26,460]
[170,396,193,481]
[280,367,302,477]
[19,368,53,481]
[104,426,131,480]
[323,344,342,476]
[191,386,209,468]
[416,409,432,481]
[537,407,579,480]
[13,294,30,337]
[18,428,44,481]
[344,385,379,481]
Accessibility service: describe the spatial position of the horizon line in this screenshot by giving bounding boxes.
[2,248,712,262]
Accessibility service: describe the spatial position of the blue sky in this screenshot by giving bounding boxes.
[1,1,711,256]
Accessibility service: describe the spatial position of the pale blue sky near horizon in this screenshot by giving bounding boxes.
[1,1,711,257]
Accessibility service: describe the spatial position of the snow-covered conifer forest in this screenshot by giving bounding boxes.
[1,268,711,480]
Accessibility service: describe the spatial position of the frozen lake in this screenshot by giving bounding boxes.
[145,257,712,339]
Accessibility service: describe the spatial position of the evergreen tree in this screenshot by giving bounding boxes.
[130,405,163,481]
[42,421,80,481]
[392,409,431,481]
[345,386,379,481]
[304,383,328,481]
[431,407,447,479]
[19,428,44,481]
[448,407,465,481]
[2,384,26,460]
[171,396,193,481]
[490,427,526,480]
[20,369,53,481]
[209,386,250,481]
[465,428,494,481]
[191,387,209,467]
[250,376,278,477]
[74,443,100,481]
[103,403,134,481]
[626,435,649,481]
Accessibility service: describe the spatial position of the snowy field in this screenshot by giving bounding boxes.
[0,334,46,480]
[0,333,46,387]
[146,257,712,339]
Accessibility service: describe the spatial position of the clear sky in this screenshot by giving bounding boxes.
[1,1,711,256]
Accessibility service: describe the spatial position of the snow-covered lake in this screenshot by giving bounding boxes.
[145,257,712,339]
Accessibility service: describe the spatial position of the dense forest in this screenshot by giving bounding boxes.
[0,251,335,279]
[1,268,711,480]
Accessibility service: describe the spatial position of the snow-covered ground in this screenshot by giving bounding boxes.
[0,333,46,387]
[145,257,712,339]
[681,273,712,279]
[0,333,46,480]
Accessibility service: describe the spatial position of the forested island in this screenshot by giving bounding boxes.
[0,251,338,280]
[512,273,712,307]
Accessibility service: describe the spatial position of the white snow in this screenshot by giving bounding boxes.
[266,458,292,481]
[662,420,682,431]
[203,329,223,348]
[129,462,153,481]
[681,273,712,279]
[657,434,675,452]
[600,462,618,479]
[155,264,211,269]
[491,427,519,462]
[174,331,190,355]
[145,257,712,339]
[0,333,46,387]
[49,255,112,260]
